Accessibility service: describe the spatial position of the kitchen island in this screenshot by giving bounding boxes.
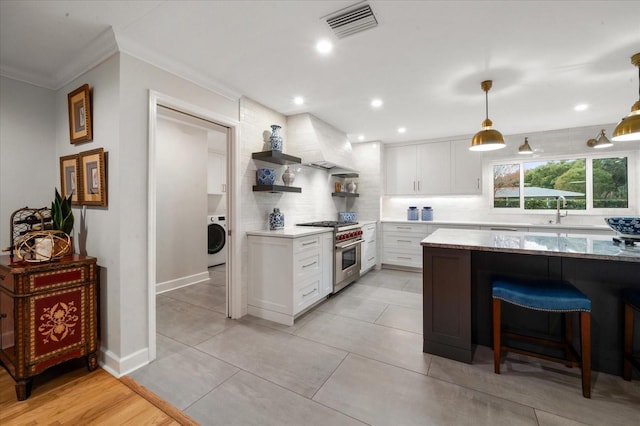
[421,228,640,375]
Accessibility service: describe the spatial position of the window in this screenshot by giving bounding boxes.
[493,156,629,211]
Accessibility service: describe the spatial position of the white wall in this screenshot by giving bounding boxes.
[155,114,208,284]
[0,76,56,250]
[381,123,640,225]
[352,141,383,222]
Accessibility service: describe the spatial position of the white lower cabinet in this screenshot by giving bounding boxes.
[361,222,377,274]
[382,222,429,268]
[248,232,332,325]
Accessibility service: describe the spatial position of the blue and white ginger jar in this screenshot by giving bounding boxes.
[269,208,285,230]
[269,124,283,152]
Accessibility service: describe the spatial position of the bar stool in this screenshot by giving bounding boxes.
[623,288,640,381]
[492,277,592,398]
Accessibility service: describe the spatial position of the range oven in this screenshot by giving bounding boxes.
[296,221,363,293]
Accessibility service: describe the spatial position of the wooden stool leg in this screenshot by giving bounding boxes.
[493,298,501,374]
[580,312,591,398]
[564,312,574,367]
[623,303,633,381]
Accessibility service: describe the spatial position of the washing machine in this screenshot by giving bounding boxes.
[207,214,227,267]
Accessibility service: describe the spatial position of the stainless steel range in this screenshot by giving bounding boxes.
[297,221,363,293]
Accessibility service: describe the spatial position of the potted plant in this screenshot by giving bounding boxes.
[51,188,74,254]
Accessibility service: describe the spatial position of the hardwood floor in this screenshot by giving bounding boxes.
[0,359,197,425]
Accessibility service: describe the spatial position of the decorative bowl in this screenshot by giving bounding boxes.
[339,212,357,222]
[604,217,640,238]
[256,168,276,185]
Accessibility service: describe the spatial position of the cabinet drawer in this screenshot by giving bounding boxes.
[383,223,428,234]
[383,233,424,250]
[293,236,322,253]
[383,250,422,268]
[294,278,323,314]
[28,265,89,293]
[294,252,322,280]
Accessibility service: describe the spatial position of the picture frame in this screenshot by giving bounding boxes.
[67,84,93,144]
[79,148,107,206]
[59,154,82,205]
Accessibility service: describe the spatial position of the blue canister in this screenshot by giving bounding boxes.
[421,206,433,221]
[407,206,418,221]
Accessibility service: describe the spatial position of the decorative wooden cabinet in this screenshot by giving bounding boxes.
[0,254,99,400]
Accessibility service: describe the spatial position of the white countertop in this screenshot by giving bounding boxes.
[247,220,379,238]
[246,227,333,238]
[381,219,612,232]
[421,228,640,262]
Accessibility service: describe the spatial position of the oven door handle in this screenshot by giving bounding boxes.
[336,239,363,250]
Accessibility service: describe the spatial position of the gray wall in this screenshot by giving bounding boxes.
[0,76,56,250]
[156,113,208,284]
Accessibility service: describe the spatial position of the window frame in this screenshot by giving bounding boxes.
[490,150,635,216]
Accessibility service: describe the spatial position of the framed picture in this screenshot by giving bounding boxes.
[67,84,93,144]
[79,148,107,206]
[59,154,82,205]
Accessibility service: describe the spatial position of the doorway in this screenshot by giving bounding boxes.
[147,91,239,361]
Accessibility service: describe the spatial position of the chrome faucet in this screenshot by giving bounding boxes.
[555,196,567,224]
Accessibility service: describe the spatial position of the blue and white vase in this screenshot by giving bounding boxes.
[256,168,276,185]
[269,124,283,152]
[269,208,285,230]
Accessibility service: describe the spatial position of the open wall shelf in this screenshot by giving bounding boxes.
[252,151,301,165]
[253,185,302,193]
[332,192,359,197]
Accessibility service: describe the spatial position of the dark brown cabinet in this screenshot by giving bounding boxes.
[0,254,99,400]
[422,247,472,363]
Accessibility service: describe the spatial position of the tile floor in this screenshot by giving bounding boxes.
[128,266,640,425]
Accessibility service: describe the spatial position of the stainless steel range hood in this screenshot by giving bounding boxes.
[287,113,359,177]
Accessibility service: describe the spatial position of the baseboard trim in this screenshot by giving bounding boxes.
[156,271,209,294]
[100,347,150,378]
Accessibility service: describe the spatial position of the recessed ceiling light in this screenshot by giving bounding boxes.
[293,96,304,105]
[358,135,365,141]
[316,39,333,54]
[371,98,383,108]
[397,127,406,133]
[574,104,588,112]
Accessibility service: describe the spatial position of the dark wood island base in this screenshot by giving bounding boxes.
[422,229,640,376]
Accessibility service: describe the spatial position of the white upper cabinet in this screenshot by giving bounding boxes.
[450,139,482,194]
[207,150,226,194]
[385,140,482,195]
[385,142,451,195]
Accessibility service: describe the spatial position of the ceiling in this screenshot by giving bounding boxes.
[1,1,639,145]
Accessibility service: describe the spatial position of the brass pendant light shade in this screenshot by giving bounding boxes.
[612,53,640,142]
[518,137,534,154]
[470,80,506,151]
[586,129,613,149]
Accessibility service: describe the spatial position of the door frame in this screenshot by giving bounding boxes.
[147,90,240,361]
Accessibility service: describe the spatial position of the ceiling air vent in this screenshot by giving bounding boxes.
[326,4,378,39]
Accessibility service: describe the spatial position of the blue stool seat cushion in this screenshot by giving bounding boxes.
[622,288,640,311]
[492,278,591,312]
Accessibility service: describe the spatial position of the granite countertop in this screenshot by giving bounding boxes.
[421,228,640,263]
[381,219,612,232]
[246,227,333,238]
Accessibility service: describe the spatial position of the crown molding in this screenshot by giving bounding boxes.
[115,33,241,102]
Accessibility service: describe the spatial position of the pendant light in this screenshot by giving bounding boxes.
[612,52,640,142]
[470,80,506,151]
[518,137,534,154]
[586,129,613,149]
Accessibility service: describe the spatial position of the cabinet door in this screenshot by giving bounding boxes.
[321,233,333,296]
[207,151,226,194]
[385,145,417,194]
[416,142,451,194]
[451,139,482,194]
